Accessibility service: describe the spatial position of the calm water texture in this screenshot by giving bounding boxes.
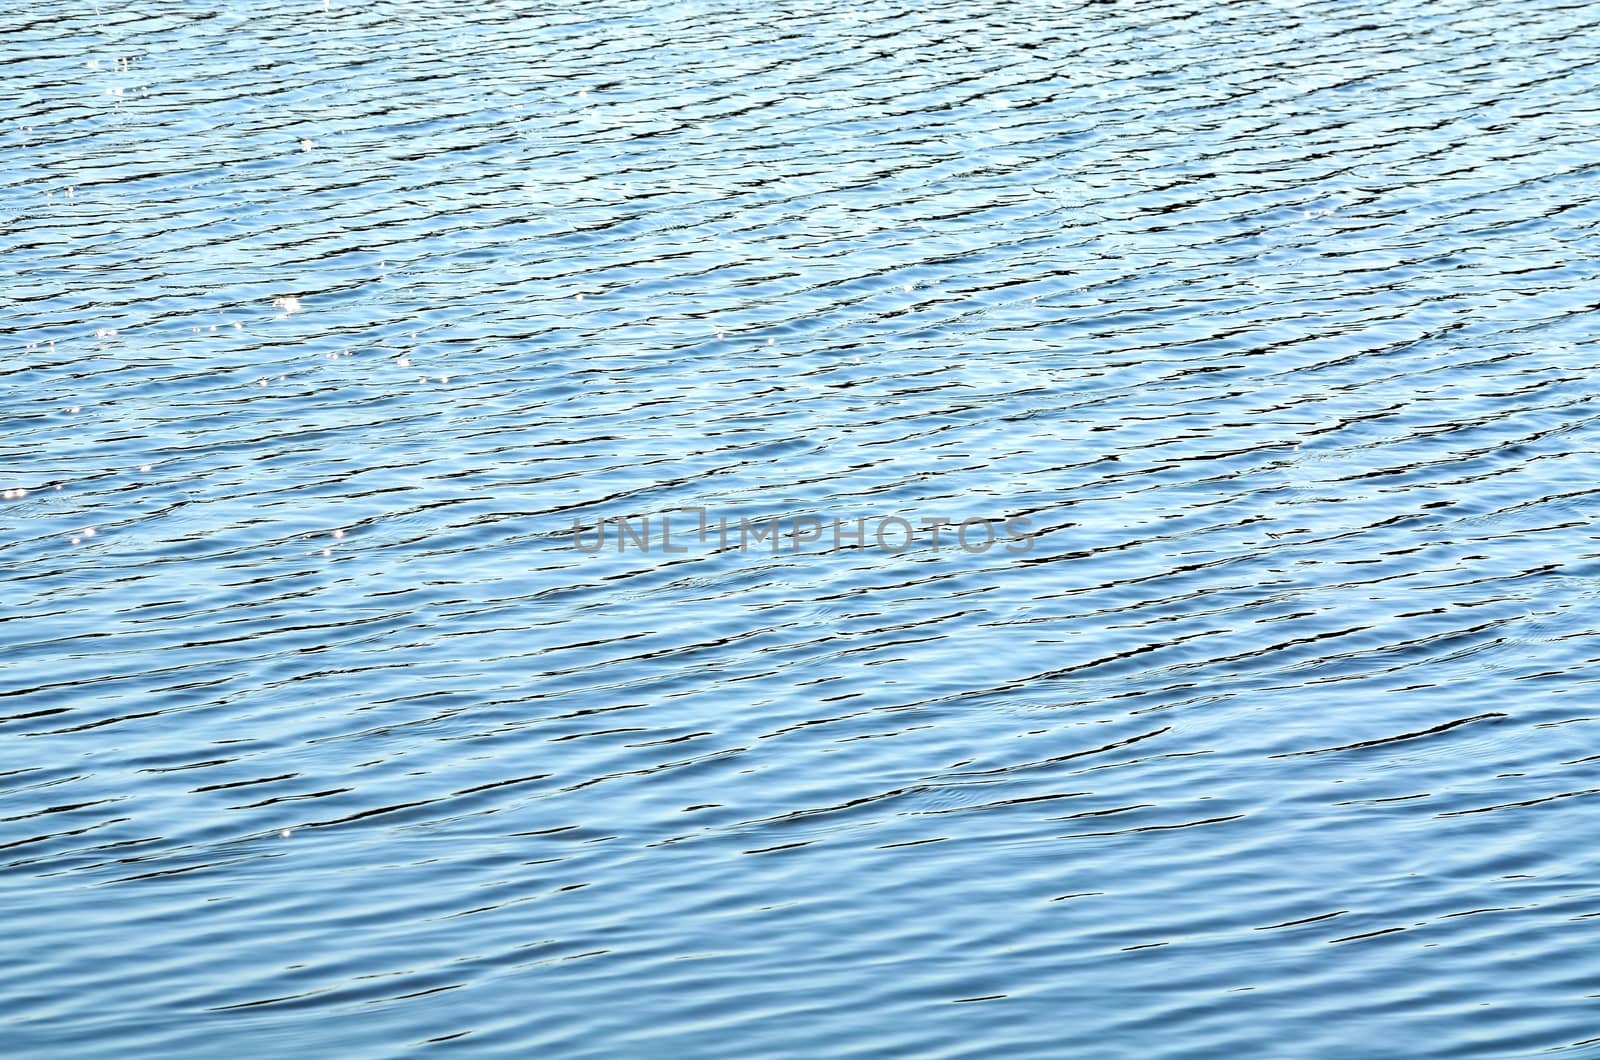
[4,0,1600,1056]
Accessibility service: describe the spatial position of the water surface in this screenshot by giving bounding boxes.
[4,0,1600,1056]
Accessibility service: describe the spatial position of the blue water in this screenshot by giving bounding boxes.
[4,0,1600,1056]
